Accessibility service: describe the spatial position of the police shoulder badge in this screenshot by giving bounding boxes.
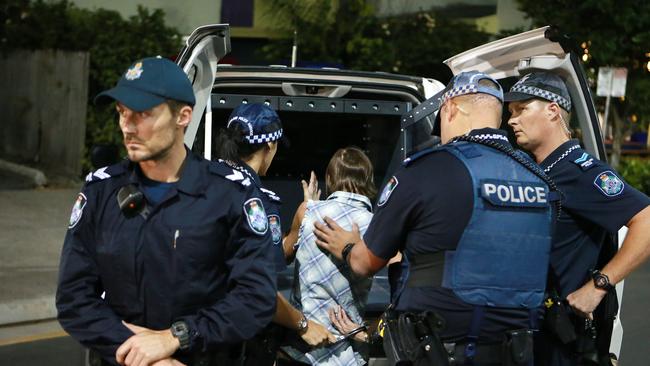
[594,170,624,197]
[68,193,87,229]
[268,214,282,245]
[377,176,399,207]
[125,62,143,80]
[244,198,268,235]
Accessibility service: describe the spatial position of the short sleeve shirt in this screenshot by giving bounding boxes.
[541,140,650,297]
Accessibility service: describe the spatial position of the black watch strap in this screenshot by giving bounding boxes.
[591,270,613,291]
[171,321,190,351]
[342,243,355,265]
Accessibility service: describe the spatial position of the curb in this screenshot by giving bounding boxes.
[0,296,56,326]
[0,159,48,187]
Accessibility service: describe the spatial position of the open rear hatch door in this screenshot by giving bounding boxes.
[176,24,231,148]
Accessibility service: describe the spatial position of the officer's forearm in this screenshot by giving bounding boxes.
[349,240,387,277]
[272,292,303,330]
[601,205,650,284]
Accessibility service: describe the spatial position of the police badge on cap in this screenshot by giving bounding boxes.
[244,198,268,235]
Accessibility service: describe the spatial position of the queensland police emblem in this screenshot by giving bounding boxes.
[378,176,399,207]
[125,62,143,80]
[68,193,87,229]
[244,198,268,235]
[594,170,624,197]
[269,215,282,245]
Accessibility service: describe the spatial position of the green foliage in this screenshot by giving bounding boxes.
[259,0,490,80]
[1,0,182,173]
[619,156,650,195]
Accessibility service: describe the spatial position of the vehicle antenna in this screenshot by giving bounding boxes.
[291,30,298,68]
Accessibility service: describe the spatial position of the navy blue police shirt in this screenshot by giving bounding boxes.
[540,139,650,297]
[220,160,287,274]
[364,128,531,342]
[56,150,277,365]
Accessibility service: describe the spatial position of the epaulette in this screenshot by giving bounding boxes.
[260,187,282,203]
[209,161,252,188]
[84,161,127,184]
[570,150,597,171]
[402,146,442,167]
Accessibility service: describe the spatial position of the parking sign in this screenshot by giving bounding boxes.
[597,67,627,97]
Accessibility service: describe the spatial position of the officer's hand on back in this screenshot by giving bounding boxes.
[314,217,361,260]
[299,318,337,348]
[116,322,180,366]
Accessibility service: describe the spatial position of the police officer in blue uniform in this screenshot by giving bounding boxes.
[314,71,557,365]
[214,103,335,365]
[56,57,277,366]
[505,72,650,365]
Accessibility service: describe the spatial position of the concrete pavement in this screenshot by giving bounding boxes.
[0,187,80,325]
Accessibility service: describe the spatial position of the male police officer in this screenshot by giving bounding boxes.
[505,72,650,365]
[315,71,557,365]
[56,57,277,366]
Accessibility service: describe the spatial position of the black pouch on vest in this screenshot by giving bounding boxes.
[503,329,533,366]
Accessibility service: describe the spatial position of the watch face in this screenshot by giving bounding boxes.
[596,276,607,288]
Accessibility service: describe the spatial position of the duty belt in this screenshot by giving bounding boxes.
[444,342,503,365]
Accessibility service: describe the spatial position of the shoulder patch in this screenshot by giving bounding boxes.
[268,214,282,244]
[68,193,87,229]
[378,176,399,207]
[244,198,268,235]
[260,188,281,203]
[594,170,624,197]
[209,162,252,187]
[572,152,596,171]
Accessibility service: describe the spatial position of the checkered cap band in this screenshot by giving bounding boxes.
[441,85,479,104]
[244,128,283,144]
[510,84,571,111]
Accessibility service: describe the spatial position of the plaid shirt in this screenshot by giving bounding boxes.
[284,191,374,365]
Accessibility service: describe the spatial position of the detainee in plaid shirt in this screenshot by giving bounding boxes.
[283,147,376,366]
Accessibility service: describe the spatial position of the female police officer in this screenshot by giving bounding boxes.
[56,57,277,366]
[214,103,336,365]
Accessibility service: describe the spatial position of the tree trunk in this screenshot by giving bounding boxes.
[609,102,623,169]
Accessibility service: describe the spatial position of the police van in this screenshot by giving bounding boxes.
[177,24,624,364]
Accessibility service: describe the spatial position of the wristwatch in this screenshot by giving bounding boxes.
[591,270,614,291]
[297,313,309,334]
[171,320,190,351]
